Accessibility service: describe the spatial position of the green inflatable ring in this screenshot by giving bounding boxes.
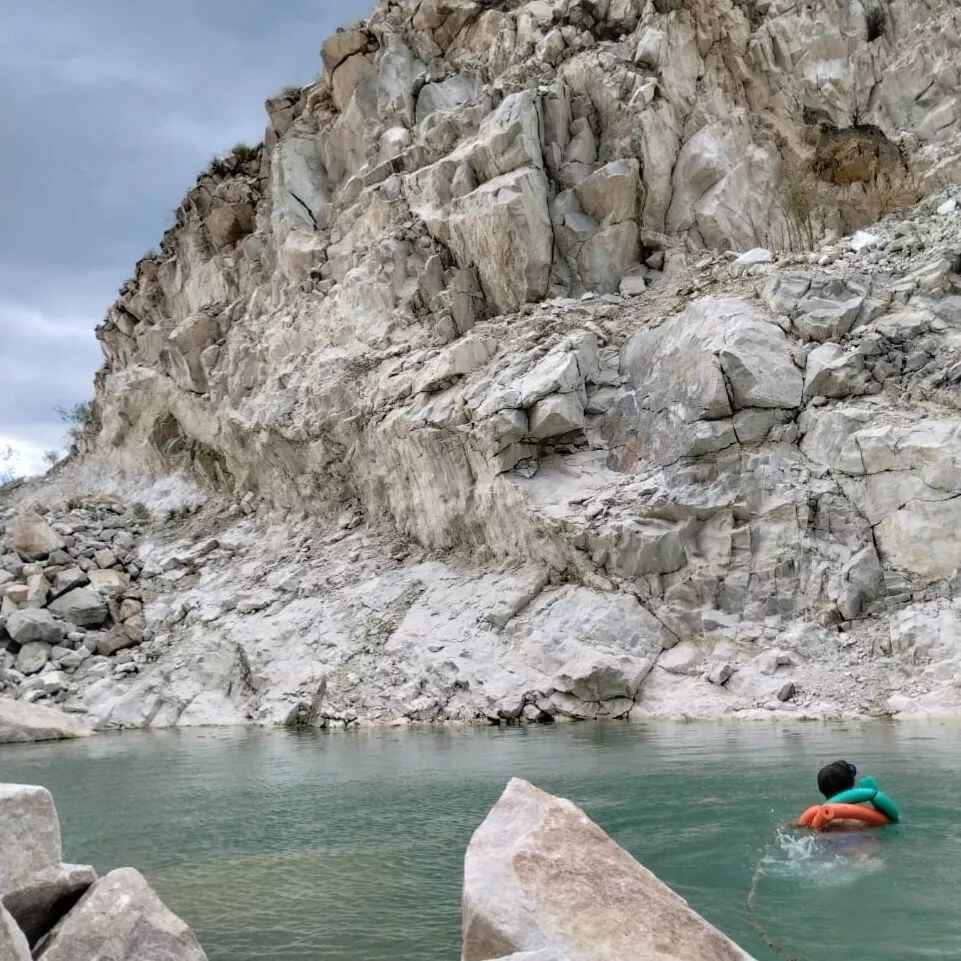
[829,775,900,823]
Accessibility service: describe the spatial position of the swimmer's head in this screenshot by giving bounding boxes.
[818,759,857,798]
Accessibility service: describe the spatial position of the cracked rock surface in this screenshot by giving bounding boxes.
[5,0,961,728]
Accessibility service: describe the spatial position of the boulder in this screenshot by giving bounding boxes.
[446,167,553,315]
[25,573,49,609]
[554,653,652,702]
[321,28,369,75]
[0,904,30,961]
[0,700,91,744]
[51,567,88,598]
[87,569,128,596]
[528,394,585,440]
[576,159,640,224]
[415,74,480,123]
[462,779,756,961]
[4,863,97,945]
[14,642,50,676]
[619,297,802,465]
[95,629,140,657]
[577,221,640,294]
[803,343,869,398]
[38,868,208,961]
[7,511,65,561]
[5,610,64,646]
[48,587,108,627]
[0,784,62,894]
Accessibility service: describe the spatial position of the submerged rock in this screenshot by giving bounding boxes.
[462,778,755,961]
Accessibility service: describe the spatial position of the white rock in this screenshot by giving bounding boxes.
[5,610,64,646]
[0,700,91,744]
[38,868,208,961]
[462,779,756,961]
[14,642,51,676]
[0,904,29,961]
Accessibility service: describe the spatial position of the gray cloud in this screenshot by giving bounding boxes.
[0,0,374,472]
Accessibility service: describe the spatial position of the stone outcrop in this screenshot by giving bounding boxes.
[462,778,755,961]
[0,700,90,744]
[0,783,206,959]
[3,0,961,725]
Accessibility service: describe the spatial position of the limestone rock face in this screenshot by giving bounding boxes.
[0,701,91,744]
[5,0,961,727]
[462,779,755,961]
[38,868,208,961]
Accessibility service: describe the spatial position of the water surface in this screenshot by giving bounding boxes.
[2,722,958,961]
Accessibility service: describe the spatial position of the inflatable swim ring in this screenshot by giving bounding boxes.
[798,802,891,830]
[797,775,900,829]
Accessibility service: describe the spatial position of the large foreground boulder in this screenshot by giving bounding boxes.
[0,699,91,744]
[0,904,30,961]
[462,779,755,961]
[0,785,63,893]
[0,784,97,946]
[37,868,208,961]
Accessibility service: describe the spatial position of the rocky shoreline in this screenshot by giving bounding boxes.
[0,777,757,960]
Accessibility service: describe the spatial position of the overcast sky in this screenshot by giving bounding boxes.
[0,0,374,476]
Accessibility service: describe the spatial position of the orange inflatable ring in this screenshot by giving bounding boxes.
[798,802,891,830]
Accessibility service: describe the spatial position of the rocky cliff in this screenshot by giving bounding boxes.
[4,0,961,726]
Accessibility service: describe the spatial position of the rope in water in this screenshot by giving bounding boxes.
[745,835,804,961]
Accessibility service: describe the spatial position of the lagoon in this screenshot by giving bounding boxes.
[3,722,958,961]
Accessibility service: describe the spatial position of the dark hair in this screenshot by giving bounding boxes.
[818,760,856,798]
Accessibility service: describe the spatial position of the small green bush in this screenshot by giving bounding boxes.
[230,142,257,162]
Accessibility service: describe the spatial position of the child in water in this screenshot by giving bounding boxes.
[804,758,899,834]
[818,759,859,801]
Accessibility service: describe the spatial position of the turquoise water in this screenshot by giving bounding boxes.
[2,722,959,961]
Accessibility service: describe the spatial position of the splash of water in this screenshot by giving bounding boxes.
[760,826,885,889]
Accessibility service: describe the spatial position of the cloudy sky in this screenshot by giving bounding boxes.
[0,0,374,476]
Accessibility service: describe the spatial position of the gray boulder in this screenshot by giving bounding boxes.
[38,868,208,961]
[47,587,108,627]
[463,779,756,961]
[5,610,64,646]
[7,511,64,561]
[803,343,869,398]
[14,642,50,676]
[4,863,96,945]
[0,785,62,894]
[0,700,91,744]
[51,568,88,598]
[619,297,802,465]
[0,904,30,961]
